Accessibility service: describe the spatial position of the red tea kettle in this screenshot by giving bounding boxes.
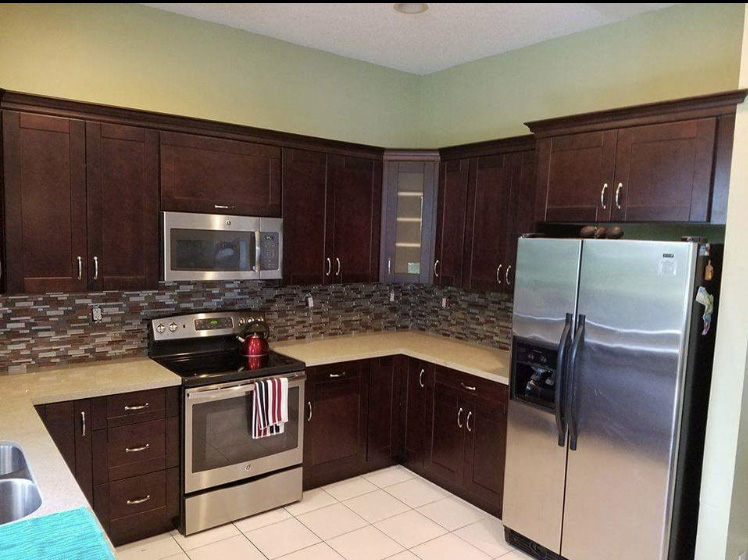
[237,319,270,357]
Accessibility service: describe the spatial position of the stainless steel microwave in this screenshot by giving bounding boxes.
[162,211,283,281]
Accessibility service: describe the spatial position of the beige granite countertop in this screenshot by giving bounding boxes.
[275,331,510,384]
[0,357,180,551]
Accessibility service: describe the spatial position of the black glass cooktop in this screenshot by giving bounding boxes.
[153,349,305,388]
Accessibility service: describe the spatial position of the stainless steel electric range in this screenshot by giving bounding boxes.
[148,310,305,535]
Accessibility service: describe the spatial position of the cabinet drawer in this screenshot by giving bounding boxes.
[108,418,166,465]
[106,389,166,427]
[307,361,363,384]
[108,470,166,519]
[434,367,507,410]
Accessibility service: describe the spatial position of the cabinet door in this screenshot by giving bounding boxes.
[86,122,160,291]
[425,380,465,486]
[328,155,382,283]
[404,359,430,473]
[612,119,717,222]
[504,150,536,294]
[160,131,281,216]
[367,356,400,469]
[305,362,368,487]
[2,111,87,293]
[380,161,438,284]
[534,131,617,223]
[463,399,507,516]
[36,400,93,503]
[282,148,330,285]
[434,159,469,287]
[463,155,512,292]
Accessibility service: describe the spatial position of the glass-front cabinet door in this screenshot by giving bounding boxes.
[380,152,439,283]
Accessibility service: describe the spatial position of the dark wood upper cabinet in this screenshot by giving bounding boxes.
[534,130,617,223]
[527,89,747,224]
[612,119,716,222]
[434,159,470,288]
[504,150,536,293]
[282,148,329,285]
[86,122,160,291]
[463,155,512,292]
[2,111,87,294]
[160,131,281,217]
[328,155,382,284]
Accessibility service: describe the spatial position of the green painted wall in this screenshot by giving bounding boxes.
[418,3,744,147]
[0,3,743,148]
[0,3,422,146]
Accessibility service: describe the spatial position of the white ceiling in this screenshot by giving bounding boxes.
[142,3,677,75]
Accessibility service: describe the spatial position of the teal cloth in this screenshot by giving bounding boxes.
[0,507,114,560]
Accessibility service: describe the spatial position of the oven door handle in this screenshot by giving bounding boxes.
[186,373,306,403]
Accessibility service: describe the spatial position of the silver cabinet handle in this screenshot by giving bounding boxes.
[214,204,236,210]
[505,265,512,286]
[466,411,473,432]
[126,495,151,506]
[93,256,99,280]
[325,257,332,277]
[125,443,150,453]
[496,264,503,285]
[80,411,86,438]
[335,258,341,276]
[460,382,476,392]
[457,407,464,428]
[77,256,82,280]
[124,403,149,412]
[600,183,608,209]
[615,183,623,210]
[307,402,313,421]
[387,258,392,275]
[434,259,440,278]
[329,372,346,379]
[419,368,425,388]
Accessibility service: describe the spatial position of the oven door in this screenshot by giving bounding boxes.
[184,371,305,494]
[163,211,261,281]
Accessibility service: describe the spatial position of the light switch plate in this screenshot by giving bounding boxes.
[91,306,102,323]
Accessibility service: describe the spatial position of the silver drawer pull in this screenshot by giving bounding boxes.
[505,265,512,286]
[466,411,473,432]
[461,383,477,392]
[418,368,425,388]
[214,204,235,210]
[457,407,464,428]
[329,372,346,379]
[325,257,332,277]
[124,403,150,411]
[600,183,608,209]
[93,256,99,280]
[307,402,313,421]
[77,256,83,280]
[81,411,86,438]
[125,443,150,454]
[126,495,151,506]
[434,259,440,278]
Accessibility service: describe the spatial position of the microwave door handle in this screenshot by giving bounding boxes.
[554,313,573,447]
[567,314,586,451]
[255,231,262,273]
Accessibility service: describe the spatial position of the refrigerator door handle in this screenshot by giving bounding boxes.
[567,314,586,451]
[554,313,573,447]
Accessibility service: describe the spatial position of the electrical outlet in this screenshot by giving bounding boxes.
[389,290,395,303]
[738,551,746,560]
[91,306,102,323]
[441,297,449,309]
[306,294,314,308]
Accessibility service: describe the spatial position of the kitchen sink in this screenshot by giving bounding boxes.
[0,443,27,477]
[0,479,42,524]
[0,443,42,524]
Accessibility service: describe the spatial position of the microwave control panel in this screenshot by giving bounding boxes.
[260,232,280,271]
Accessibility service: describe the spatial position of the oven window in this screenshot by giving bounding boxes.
[171,228,256,271]
[191,386,300,473]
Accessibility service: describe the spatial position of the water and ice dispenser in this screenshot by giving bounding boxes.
[511,340,559,410]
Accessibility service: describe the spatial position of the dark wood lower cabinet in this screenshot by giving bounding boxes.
[425,381,465,485]
[366,356,403,470]
[36,387,180,546]
[403,359,432,475]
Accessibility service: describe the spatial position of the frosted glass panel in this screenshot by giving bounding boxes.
[395,171,424,275]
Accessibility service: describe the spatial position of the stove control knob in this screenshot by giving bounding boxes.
[238,318,245,326]
[169,322,178,333]
[156,323,166,334]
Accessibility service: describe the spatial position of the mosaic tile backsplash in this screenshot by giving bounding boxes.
[0,281,512,372]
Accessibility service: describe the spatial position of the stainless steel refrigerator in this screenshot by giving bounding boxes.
[503,237,720,560]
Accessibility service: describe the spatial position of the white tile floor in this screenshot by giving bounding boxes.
[116,466,533,560]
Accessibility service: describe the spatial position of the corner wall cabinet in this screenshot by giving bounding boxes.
[379,151,439,283]
[528,90,748,224]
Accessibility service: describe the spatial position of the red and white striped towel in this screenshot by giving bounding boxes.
[252,377,289,439]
